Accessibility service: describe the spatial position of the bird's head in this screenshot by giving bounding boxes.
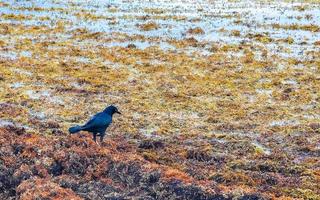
[104,105,121,115]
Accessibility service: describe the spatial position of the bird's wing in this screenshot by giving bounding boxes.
[82,112,104,128]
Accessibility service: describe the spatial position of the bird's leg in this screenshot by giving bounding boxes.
[93,133,97,143]
[100,132,105,145]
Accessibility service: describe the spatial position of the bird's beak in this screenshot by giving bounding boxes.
[116,111,121,114]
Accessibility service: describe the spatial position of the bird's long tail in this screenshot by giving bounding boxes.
[68,125,83,134]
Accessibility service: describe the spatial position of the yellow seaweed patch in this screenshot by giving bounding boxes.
[1,13,33,20]
[230,30,241,37]
[246,33,273,43]
[187,27,205,34]
[138,22,159,31]
[272,23,320,32]
[75,12,106,20]
[144,8,166,14]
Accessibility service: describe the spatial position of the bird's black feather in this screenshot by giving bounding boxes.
[68,105,121,143]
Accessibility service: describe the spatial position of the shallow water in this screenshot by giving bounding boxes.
[1,0,319,60]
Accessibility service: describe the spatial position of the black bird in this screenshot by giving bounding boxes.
[69,105,121,144]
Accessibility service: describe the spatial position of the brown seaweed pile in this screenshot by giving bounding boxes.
[0,126,266,199]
